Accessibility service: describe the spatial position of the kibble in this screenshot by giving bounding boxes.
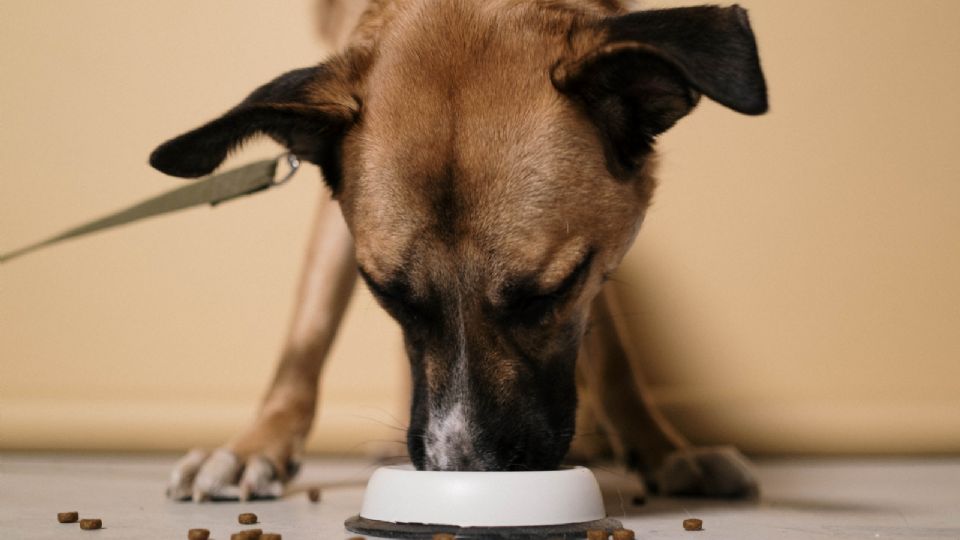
[239,512,259,524]
[307,488,321,503]
[261,534,282,540]
[231,529,262,540]
[587,529,608,540]
[433,534,455,540]
[57,512,79,523]
[188,528,210,540]
[79,518,102,530]
[612,528,636,540]
[683,518,704,531]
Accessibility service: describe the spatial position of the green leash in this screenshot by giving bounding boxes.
[0,154,300,264]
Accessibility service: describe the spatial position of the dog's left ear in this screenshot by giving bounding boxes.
[150,59,361,189]
[553,5,768,172]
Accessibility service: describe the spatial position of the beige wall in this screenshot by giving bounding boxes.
[2,0,959,455]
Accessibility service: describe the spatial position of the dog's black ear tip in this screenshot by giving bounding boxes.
[741,94,769,116]
[730,4,753,31]
[148,141,217,179]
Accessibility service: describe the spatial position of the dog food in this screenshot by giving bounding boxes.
[432,534,455,540]
[586,529,608,540]
[57,512,79,523]
[188,528,210,540]
[307,488,321,503]
[612,528,635,540]
[261,534,282,540]
[238,513,259,524]
[683,518,703,531]
[230,529,262,540]
[79,518,102,530]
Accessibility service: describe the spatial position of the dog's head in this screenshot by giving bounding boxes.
[151,2,766,471]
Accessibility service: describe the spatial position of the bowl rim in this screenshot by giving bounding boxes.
[358,464,607,527]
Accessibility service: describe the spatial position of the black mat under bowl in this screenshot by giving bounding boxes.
[344,515,624,539]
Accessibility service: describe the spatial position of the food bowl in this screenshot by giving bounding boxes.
[345,465,621,539]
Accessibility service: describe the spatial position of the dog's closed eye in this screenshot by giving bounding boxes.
[358,267,424,320]
[501,250,595,324]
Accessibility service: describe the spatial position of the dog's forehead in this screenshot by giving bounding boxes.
[343,0,644,282]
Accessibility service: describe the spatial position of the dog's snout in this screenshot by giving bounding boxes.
[423,403,486,471]
[413,393,570,472]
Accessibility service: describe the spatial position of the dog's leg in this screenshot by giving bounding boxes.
[567,373,614,464]
[578,284,759,499]
[168,194,356,501]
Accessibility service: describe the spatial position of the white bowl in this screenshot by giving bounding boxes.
[358,465,606,527]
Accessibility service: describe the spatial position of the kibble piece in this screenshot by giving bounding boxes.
[261,534,282,540]
[586,529,608,540]
[239,512,259,524]
[231,529,263,540]
[79,519,102,530]
[612,529,635,540]
[307,488,321,503]
[683,518,704,531]
[188,528,210,540]
[433,534,455,540]
[57,512,79,523]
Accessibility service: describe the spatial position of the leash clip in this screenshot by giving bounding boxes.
[274,153,301,185]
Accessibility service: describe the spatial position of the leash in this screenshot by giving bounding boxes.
[0,153,301,264]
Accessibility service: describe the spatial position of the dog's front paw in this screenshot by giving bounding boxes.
[167,419,305,502]
[652,446,759,499]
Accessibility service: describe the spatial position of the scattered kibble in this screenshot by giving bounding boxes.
[307,488,322,503]
[261,534,282,540]
[79,518,102,530]
[57,512,79,524]
[239,513,259,524]
[188,528,210,540]
[612,528,635,540]
[587,529,608,540]
[683,518,703,531]
[231,529,262,540]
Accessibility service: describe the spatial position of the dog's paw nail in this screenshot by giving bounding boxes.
[240,456,283,500]
[167,448,210,501]
[192,449,241,499]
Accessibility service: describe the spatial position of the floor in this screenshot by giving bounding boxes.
[1,454,958,539]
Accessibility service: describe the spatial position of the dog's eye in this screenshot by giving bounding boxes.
[513,291,565,322]
[358,267,427,323]
[503,250,595,324]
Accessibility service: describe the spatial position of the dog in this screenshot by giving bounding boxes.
[151,0,768,502]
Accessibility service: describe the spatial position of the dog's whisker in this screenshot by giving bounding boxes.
[344,413,409,432]
[365,406,409,432]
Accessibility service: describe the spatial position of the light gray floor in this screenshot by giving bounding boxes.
[1,454,958,539]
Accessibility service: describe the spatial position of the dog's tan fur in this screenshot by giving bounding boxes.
[164,0,763,500]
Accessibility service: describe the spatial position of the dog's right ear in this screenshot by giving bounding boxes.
[149,60,361,189]
[553,5,768,175]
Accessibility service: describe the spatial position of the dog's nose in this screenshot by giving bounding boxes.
[425,452,489,472]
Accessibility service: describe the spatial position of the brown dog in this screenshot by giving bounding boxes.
[152,0,767,501]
